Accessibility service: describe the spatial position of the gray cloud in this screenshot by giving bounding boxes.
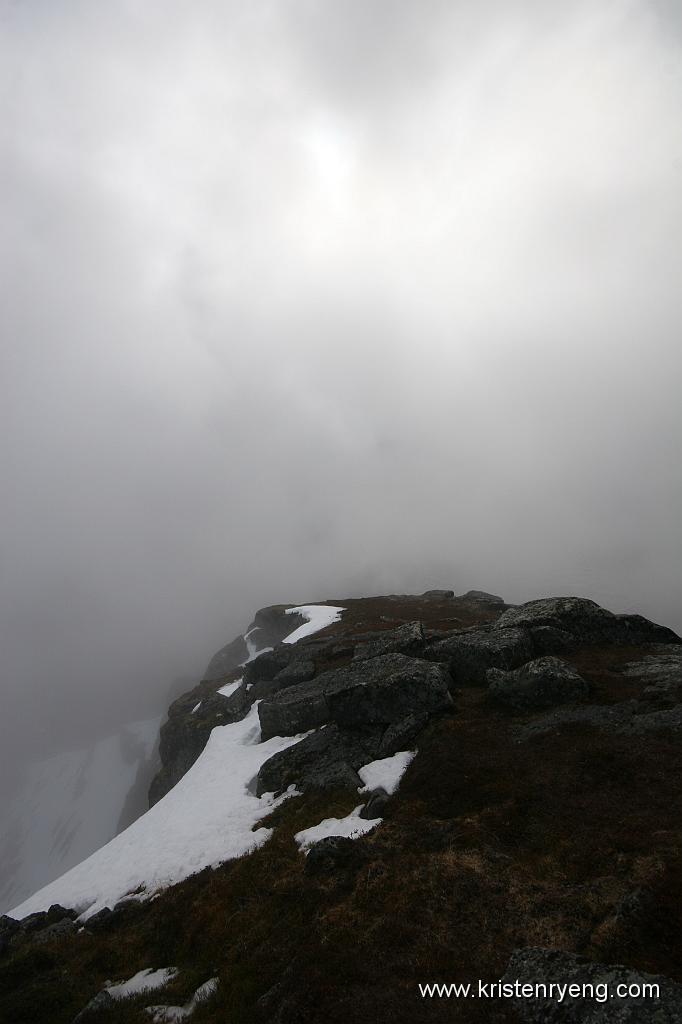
[1,0,681,769]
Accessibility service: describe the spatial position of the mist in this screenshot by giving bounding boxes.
[1,0,681,776]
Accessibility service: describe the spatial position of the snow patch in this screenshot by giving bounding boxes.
[358,751,416,795]
[9,705,307,921]
[191,702,201,714]
[295,805,379,849]
[106,967,179,1000]
[146,978,218,1022]
[282,604,345,645]
[216,677,243,698]
[242,636,273,665]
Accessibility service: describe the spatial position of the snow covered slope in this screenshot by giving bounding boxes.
[9,705,307,920]
[8,604,345,921]
[282,604,344,644]
[0,717,160,914]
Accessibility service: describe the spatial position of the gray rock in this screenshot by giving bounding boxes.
[427,626,533,685]
[304,836,365,877]
[256,724,376,795]
[502,946,682,1022]
[488,656,590,711]
[31,918,76,944]
[273,659,316,686]
[202,603,308,683]
[72,989,115,1023]
[376,712,430,758]
[614,614,681,646]
[257,707,432,796]
[353,621,426,662]
[46,903,76,922]
[84,907,114,932]
[0,915,21,939]
[0,915,21,956]
[359,788,390,819]
[258,654,453,741]
[243,647,294,687]
[496,597,680,647]
[529,625,576,654]
[250,604,307,643]
[461,590,505,604]
[496,597,616,635]
[17,911,50,934]
[1,904,76,953]
[422,589,455,599]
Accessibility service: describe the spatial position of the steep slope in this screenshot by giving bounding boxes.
[7,605,344,920]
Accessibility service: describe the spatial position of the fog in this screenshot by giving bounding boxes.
[1,0,681,776]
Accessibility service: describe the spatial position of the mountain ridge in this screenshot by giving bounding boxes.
[2,589,682,1023]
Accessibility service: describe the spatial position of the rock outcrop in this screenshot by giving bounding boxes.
[1,904,76,955]
[426,625,534,685]
[495,597,679,648]
[150,595,681,807]
[258,654,452,740]
[488,656,590,711]
[352,621,426,662]
[256,654,452,794]
[149,603,311,804]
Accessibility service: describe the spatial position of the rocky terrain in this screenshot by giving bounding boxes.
[2,589,682,1023]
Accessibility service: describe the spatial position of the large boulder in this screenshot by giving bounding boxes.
[202,604,308,682]
[250,604,307,643]
[256,724,380,795]
[426,626,533,685]
[243,647,295,688]
[30,918,77,945]
[257,654,453,741]
[502,947,682,1022]
[488,656,590,711]
[613,614,681,646]
[495,597,680,648]
[353,621,426,662]
[496,597,619,636]
[273,659,316,686]
[257,710,430,796]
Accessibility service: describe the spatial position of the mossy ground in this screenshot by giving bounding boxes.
[2,597,680,1023]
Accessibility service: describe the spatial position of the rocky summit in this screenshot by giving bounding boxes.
[2,590,682,1024]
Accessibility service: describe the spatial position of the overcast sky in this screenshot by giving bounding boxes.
[1,0,681,769]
